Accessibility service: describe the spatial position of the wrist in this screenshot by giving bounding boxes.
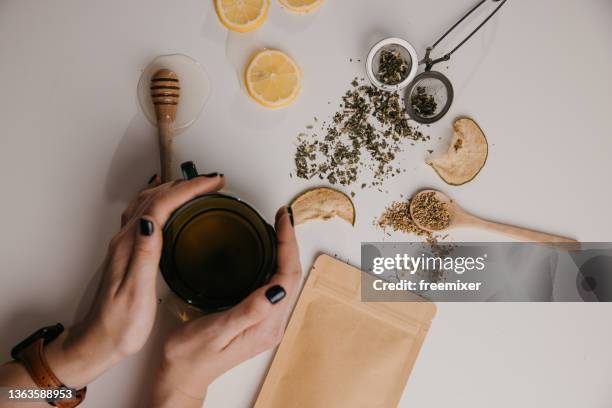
[45,325,122,389]
[150,362,206,408]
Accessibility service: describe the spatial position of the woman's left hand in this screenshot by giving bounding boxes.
[44,173,225,389]
[149,206,301,408]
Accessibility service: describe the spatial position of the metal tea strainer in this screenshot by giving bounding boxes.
[366,0,507,124]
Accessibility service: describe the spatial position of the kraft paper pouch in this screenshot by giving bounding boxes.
[254,254,436,408]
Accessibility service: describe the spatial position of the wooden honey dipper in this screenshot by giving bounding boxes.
[150,69,180,182]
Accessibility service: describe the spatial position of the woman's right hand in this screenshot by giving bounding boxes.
[150,206,302,408]
[44,173,226,389]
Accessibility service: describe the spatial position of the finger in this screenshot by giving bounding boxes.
[121,202,138,227]
[230,206,302,342]
[147,174,161,187]
[102,229,137,292]
[121,174,179,228]
[215,283,286,345]
[273,206,301,280]
[221,288,288,362]
[143,175,225,226]
[108,176,174,284]
[120,183,168,228]
[120,174,163,226]
[119,216,163,290]
[264,206,302,326]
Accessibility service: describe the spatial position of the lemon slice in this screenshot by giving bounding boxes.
[278,0,324,13]
[244,49,302,109]
[214,0,269,32]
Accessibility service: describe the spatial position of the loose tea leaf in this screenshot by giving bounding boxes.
[378,200,429,238]
[411,86,437,117]
[377,49,409,85]
[294,79,429,188]
[378,198,452,257]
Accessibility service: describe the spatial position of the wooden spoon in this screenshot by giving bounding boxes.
[150,69,180,182]
[410,189,579,250]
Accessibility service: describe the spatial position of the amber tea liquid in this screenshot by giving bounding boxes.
[161,194,276,312]
[173,210,263,300]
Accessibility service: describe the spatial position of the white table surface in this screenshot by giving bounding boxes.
[1,0,612,407]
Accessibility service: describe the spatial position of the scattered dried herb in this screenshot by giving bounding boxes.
[411,86,437,117]
[377,198,452,256]
[378,200,429,238]
[411,192,451,231]
[377,49,409,85]
[294,79,429,187]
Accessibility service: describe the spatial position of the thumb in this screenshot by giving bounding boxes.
[217,284,287,344]
[123,216,163,288]
[274,206,301,280]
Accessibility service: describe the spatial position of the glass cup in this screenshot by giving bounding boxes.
[160,163,277,313]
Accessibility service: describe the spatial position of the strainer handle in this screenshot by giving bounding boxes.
[424,0,507,71]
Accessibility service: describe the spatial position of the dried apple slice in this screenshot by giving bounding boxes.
[290,187,355,226]
[428,117,488,186]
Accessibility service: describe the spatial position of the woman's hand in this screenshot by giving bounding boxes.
[45,173,226,389]
[150,206,301,408]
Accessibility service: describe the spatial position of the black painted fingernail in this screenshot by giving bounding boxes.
[139,218,154,236]
[201,172,218,178]
[147,174,158,184]
[265,285,286,304]
[287,206,294,227]
[180,161,198,180]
